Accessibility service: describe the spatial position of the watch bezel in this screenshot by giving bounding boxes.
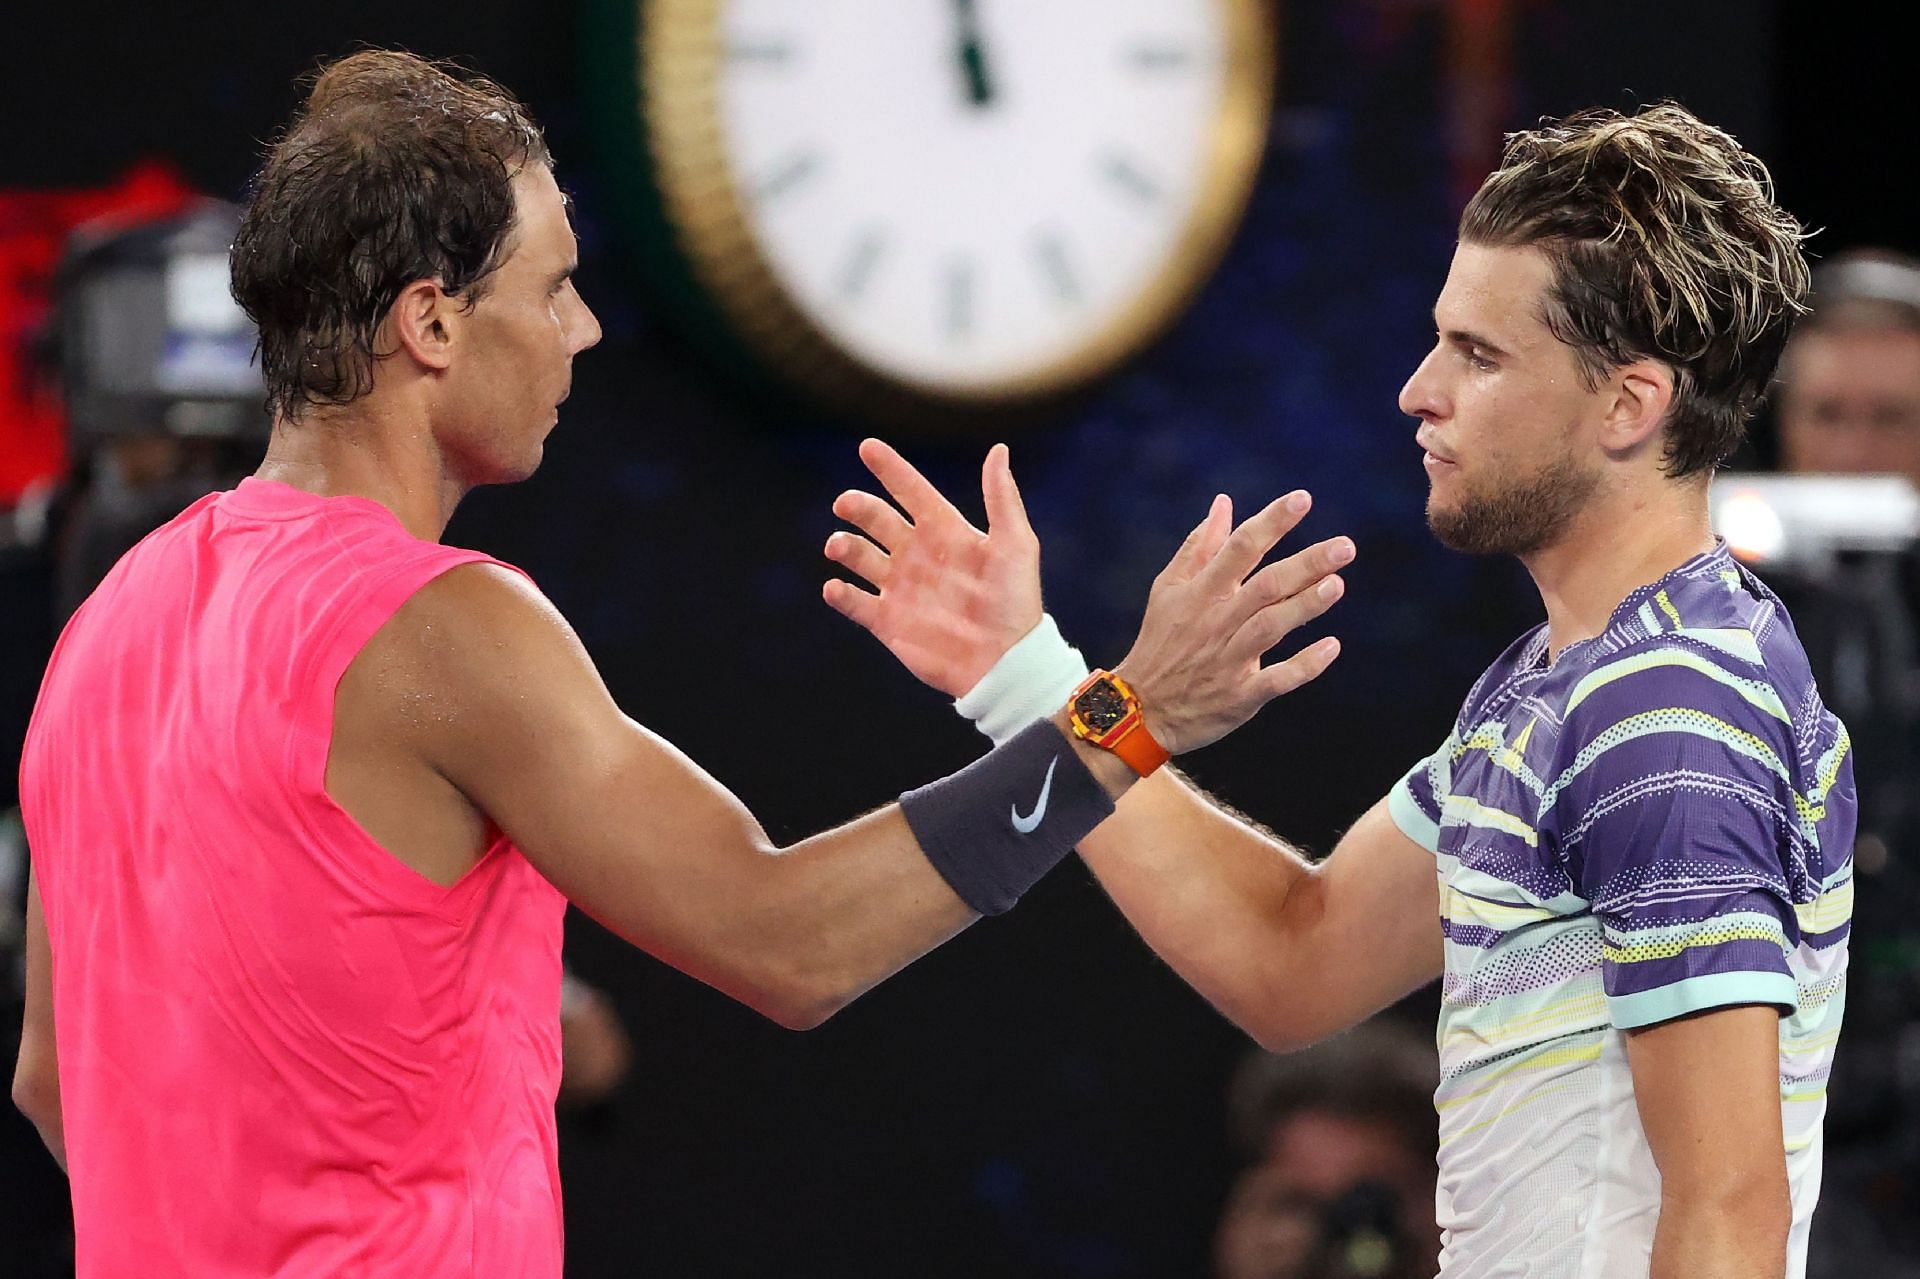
[1069,670,1143,748]
[632,0,1280,427]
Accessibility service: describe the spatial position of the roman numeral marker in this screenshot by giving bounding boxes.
[728,39,795,66]
[1126,44,1193,72]
[753,151,822,204]
[945,258,976,341]
[1100,151,1163,204]
[839,229,886,301]
[1035,233,1081,304]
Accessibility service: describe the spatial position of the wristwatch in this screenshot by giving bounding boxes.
[1066,669,1171,777]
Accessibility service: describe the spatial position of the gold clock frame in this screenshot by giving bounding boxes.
[639,0,1278,425]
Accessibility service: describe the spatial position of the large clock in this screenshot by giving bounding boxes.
[586,0,1276,425]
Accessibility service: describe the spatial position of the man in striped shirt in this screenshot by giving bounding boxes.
[823,103,1851,1278]
[1387,544,1849,1274]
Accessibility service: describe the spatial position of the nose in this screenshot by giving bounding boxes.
[1399,346,1446,422]
[570,291,603,356]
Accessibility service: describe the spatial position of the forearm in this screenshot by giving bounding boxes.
[1079,785,1434,1050]
[747,807,979,1026]
[1650,1193,1787,1279]
[590,713,1134,1028]
[752,711,1140,1025]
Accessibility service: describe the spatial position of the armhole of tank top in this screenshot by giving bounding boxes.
[282,546,531,922]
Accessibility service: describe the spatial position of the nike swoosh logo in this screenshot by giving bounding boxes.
[1011,757,1059,834]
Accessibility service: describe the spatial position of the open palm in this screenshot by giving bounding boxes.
[822,439,1044,699]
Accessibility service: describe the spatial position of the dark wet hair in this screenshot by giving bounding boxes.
[230,49,550,420]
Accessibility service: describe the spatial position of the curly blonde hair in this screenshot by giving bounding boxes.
[1460,103,1811,477]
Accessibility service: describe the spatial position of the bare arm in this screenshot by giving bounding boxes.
[373,485,1312,1030]
[12,871,66,1172]
[825,440,1441,1050]
[389,564,983,1030]
[1077,783,1439,1051]
[1628,1005,1790,1279]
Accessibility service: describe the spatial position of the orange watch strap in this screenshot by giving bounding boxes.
[1108,716,1171,777]
[1068,669,1171,778]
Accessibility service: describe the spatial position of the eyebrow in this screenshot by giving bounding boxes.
[1438,322,1514,360]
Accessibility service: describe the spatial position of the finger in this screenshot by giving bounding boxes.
[859,437,962,525]
[1201,491,1313,591]
[1228,573,1346,666]
[1193,493,1237,568]
[824,531,891,589]
[821,577,881,631]
[981,443,1036,542]
[1229,535,1356,629]
[1161,494,1234,584]
[1256,636,1343,701]
[832,489,913,551]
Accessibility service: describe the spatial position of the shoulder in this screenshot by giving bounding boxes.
[1544,630,1798,849]
[399,559,564,632]
[1557,622,1792,756]
[352,562,609,752]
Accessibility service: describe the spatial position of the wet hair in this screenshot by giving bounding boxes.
[1459,103,1811,478]
[230,49,550,420]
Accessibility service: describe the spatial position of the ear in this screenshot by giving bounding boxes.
[1599,359,1676,457]
[385,279,457,373]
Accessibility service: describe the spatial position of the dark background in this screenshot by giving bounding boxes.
[2,2,1910,1275]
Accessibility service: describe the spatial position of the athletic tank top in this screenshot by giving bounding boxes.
[20,477,568,1278]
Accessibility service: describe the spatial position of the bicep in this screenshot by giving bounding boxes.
[403,568,778,950]
[1294,797,1445,1002]
[1625,1005,1785,1198]
[400,567,962,1007]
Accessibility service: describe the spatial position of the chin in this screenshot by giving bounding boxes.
[508,449,544,484]
[469,448,544,489]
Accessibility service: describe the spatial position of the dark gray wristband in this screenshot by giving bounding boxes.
[899,718,1117,916]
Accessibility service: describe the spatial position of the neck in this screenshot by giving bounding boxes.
[1521,473,1716,658]
[254,395,467,541]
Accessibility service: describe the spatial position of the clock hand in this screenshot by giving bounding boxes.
[950,0,995,108]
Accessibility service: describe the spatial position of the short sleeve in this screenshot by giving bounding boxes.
[1387,737,1452,855]
[1550,646,1803,1030]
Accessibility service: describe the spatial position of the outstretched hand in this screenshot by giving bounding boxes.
[823,438,1043,698]
[1113,491,1353,756]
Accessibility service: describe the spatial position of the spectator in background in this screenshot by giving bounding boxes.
[1776,249,1920,485]
[1771,246,1920,1279]
[1214,1019,1439,1279]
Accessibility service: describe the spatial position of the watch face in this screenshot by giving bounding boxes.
[1074,679,1131,733]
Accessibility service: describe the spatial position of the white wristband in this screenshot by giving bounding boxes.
[953,614,1093,747]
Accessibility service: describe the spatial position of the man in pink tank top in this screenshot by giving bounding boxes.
[12,51,1354,1277]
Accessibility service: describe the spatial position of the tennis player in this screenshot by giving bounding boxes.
[827,104,1853,1279]
[11,50,1345,1278]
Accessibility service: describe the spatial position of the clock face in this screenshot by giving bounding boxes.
[640,0,1274,409]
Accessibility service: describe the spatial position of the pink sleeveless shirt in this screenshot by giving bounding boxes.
[20,478,568,1278]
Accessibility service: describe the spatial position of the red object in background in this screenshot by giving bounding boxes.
[0,161,199,506]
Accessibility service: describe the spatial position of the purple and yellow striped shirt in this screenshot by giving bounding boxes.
[1389,541,1854,1278]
